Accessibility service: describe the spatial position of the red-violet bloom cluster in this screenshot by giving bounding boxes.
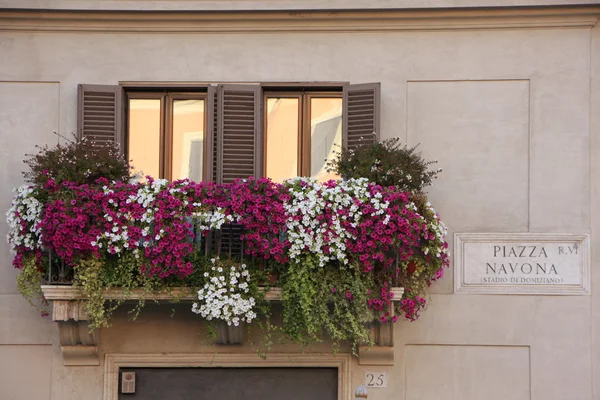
[7,176,449,321]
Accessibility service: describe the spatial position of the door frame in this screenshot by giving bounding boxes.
[104,353,351,400]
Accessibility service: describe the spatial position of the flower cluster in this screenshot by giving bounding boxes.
[283,177,388,267]
[191,260,257,326]
[400,295,427,322]
[6,185,43,262]
[7,176,449,322]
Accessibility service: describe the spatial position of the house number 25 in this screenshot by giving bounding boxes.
[364,371,387,388]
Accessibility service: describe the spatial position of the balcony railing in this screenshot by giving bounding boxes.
[45,223,263,285]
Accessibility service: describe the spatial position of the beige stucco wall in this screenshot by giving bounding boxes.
[590,15,600,398]
[0,5,599,400]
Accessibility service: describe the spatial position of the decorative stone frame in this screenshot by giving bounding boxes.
[454,233,590,295]
[103,353,352,400]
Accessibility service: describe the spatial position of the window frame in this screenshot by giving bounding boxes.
[125,90,208,181]
[263,90,343,179]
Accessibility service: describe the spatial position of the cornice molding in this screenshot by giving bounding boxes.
[0,7,598,33]
[40,285,405,302]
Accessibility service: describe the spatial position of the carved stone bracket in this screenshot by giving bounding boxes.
[357,323,395,366]
[52,300,100,366]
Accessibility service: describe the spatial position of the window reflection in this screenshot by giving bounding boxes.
[266,97,300,182]
[310,98,342,182]
[128,99,161,180]
[172,99,205,182]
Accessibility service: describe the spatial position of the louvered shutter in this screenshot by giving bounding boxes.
[77,84,124,153]
[204,85,218,182]
[342,83,381,150]
[216,85,262,184]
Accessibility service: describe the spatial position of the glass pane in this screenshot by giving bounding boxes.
[266,97,299,182]
[172,99,205,182]
[310,97,342,181]
[128,99,161,180]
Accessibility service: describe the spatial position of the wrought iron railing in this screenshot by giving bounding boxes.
[46,251,74,285]
[44,223,259,285]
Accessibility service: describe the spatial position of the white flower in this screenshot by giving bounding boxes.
[191,263,256,325]
[6,185,43,255]
[280,177,388,267]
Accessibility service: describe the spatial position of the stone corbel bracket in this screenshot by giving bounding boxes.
[358,287,403,366]
[52,299,100,366]
[43,286,100,365]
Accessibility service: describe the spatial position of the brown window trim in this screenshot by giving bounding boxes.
[263,90,342,178]
[303,92,342,176]
[126,91,208,181]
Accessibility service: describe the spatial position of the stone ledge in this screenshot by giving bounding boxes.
[41,285,405,302]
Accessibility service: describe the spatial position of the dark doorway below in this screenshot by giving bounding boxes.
[118,367,338,400]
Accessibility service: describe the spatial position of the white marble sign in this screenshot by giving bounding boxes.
[454,233,590,295]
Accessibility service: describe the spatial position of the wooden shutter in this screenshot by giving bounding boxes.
[204,85,218,182]
[216,85,262,184]
[342,83,380,150]
[77,84,124,152]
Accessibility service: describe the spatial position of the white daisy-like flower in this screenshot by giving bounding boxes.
[191,261,256,326]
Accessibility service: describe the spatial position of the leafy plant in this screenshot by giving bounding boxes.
[281,257,374,353]
[15,254,48,316]
[74,253,163,330]
[23,132,130,191]
[326,137,442,192]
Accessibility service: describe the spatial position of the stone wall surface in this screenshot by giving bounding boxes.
[590,17,600,399]
[0,6,598,400]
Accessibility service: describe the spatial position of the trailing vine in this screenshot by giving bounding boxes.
[281,258,374,353]
[15,254,48,316]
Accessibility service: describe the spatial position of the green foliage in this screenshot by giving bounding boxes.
[23,132,130,189]
[16,255,48,316]
[326,137,442,192]
[74,258,109,329]
[281,258,374,353]
[74,253,162,330]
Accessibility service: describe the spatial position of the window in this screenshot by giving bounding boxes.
[264,93,342,182]
[127,92,206,181]
[77,82,380,184]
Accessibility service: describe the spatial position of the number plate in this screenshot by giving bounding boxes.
[364,371,387,388]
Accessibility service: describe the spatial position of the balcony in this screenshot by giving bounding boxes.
[39,222,405,366]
